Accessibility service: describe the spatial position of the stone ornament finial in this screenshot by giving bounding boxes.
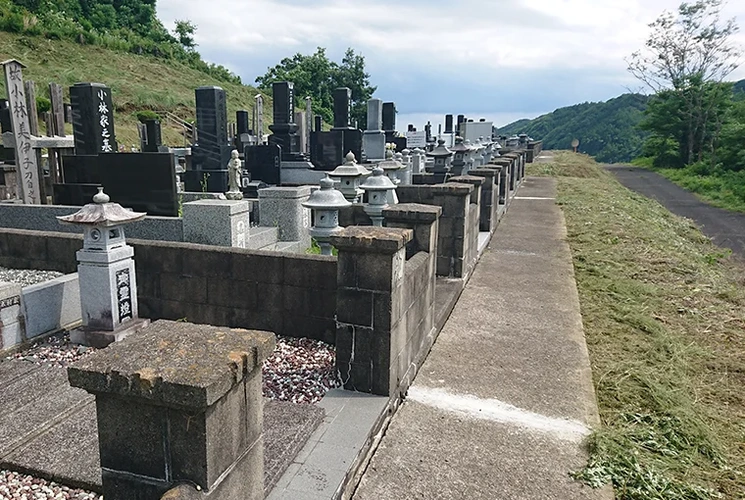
[93,186,110,204]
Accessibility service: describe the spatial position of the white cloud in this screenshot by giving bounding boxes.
[157,0,745,122]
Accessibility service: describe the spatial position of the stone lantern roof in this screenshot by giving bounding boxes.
[329,152,371,178]
[450,137,471,154]
[378,147,404,172]
[57,187,146,227]
[302,176,352,210]
[360,166,396,192]
[427,139,453,159]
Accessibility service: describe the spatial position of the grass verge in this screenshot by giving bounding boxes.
[528,152,745,499]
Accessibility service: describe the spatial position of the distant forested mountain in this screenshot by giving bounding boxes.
[499,94,650,163]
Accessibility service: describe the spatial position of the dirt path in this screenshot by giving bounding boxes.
[605,164,745,256]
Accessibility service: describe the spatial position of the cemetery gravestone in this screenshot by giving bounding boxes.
[382,102,396,142]
[363,98,386,161]
[268,81,304,162]
[70,82,117,155]
[186,86,231,192]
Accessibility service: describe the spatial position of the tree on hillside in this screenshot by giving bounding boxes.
[173,19,196,51]
[255,47,376,126]
[628,0,742,166]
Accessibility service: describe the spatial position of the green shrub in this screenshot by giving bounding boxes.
[135,110,160,123]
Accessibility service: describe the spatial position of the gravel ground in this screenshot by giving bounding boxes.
[0,268,63,288]
[5,333,95,368]
[262,336,340,404]
[7,334,340,403]
[0,470,101,499]
[1,334,338,498]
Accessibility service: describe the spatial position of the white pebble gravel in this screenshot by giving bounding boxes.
[6,333,95,368]
[0,267,63,288]
[262,336,340,404]
[0,470,101,499]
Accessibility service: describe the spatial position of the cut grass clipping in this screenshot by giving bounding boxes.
[528,152,745,499]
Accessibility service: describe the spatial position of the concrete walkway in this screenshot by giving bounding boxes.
[353,177,611,500]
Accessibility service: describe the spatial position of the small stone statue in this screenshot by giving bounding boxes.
[226,149,243,200]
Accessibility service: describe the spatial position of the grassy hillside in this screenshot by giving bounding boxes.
[499,94,649,163]
[0,31,272,146]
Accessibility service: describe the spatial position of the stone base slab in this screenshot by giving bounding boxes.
[70,318,150,348]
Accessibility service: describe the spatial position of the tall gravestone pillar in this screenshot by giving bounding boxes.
[186,86,231,192]
[141,119,162,153]
[363,98,386,161]
[445,114,454,134]
[382,102,396,142]
[268,81,304,161]
[330,87,362,167]
[70,82,117,156]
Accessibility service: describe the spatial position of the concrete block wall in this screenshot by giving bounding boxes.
[0,228,337,344]
[397,183,475,278]
[332,224,437,398]
[132,240,337,344]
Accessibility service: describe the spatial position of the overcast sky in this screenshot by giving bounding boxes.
[156,0,745,128]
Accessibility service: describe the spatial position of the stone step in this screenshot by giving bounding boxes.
[247,226,279,249]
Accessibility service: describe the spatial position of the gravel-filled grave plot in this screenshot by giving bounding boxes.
[262,336,340,404]
[6,333,95,368]
[1,333,339,498]
[0,469,101,500]
[8,333,339,403]
[0,268,63,288]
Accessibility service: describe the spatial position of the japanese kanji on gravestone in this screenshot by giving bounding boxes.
[69,83,117,156]
[2,59,41,204]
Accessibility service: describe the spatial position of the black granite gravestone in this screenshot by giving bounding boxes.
[314,115,322,132]
[236,110,250,135]
[445,115,454,134]
[457,114,465,134]
[55,153,178,216]
[186,86,231,192]
[333,87,352,129]
[0,99,14,164]
[245,143,281,185]
[69,83,117,155]
[268,82,304,162]
[141,120,162,153]
[382,102,396,131]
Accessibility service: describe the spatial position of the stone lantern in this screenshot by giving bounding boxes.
[302,176,351,255]
[329,151,370,203]
[450,136,470,176]
[377,146,404,204]
[360,166,396,226]
[379,145,404,184]
[427,139,453,182]
[57,187,149,347]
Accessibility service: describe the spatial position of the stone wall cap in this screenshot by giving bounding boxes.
[431,183,474,195]
[449,175,485,186]
[258,186,313,199]
[468,168,499,177]
[329,226,413,253]
[67,320,276,409]
[382,203,442,222]
[182,199,251,215]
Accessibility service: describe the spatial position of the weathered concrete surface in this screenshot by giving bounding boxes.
[353,177,612,500]
[606,164,745,256]
[0,359,325,493]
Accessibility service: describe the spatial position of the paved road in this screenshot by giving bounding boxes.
[605,164,745,256]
